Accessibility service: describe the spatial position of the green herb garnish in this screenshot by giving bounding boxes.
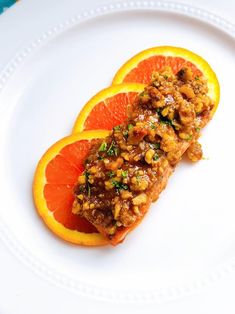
[121,170,128,178]
[113,125,121,131]
[163,75,168,79]
[79,185,85,192]
[195,127,201,132]
[84,171,90,179]
[123,130,129,138]
[136,174,141,184]
[87,184,91,197]
[153,153,159,161]
[84,171,91,196]
[157,108,174,128]
[99,142,107,152]
[152,143,160,149]
[98,156,104,160]
[195,76,200,81]
[107,171,115,178]
[112,180,128,190]
[150,122,156,129]
[127,124,134,130]
[107,141,119,156]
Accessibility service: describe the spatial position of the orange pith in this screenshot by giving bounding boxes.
[33,130,110,246]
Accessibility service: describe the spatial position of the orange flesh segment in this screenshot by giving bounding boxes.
[84,92,138,130]
[44,140,98,233]
[123,56,202,83]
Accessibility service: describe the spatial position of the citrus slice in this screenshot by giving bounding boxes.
[72,83,145,133]
[112,46,220,113]
[33,130,110,246]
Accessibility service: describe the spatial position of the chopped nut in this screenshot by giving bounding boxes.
[132,193,147,205]
[88,176,94,184]
[105,157,124,170]
[105,180,114,190]
[83,202,90,210]
[107,225,116,235]
[180,84,195,99]
[89,166,97,174]
[152,99,165,108]
[186,141,203,162]
[145,149,155,164]
[179,132,192,140]
[133,155,141,162]
[133,206,140,215]
[120,190,133,199]
[121,152,129,161]
[131,176,148,191]
[177,67,193,81]
[76,194,84,200]
[114,203,121,219]
[161,107,169,117]
[72,202,81,214]
[78,175,86,184]
[116,169,122,177]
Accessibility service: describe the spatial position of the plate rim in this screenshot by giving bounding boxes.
[0,0,235,304]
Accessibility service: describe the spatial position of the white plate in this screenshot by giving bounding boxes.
[0,0,235,312]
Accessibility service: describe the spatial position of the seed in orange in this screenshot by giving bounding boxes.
[33,130,110,246]
[112,46,220,114]
[72,83,145,134]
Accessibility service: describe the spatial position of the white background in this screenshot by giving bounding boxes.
[0,1,234,313]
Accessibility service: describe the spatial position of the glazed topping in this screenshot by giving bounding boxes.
[72,67,214,236]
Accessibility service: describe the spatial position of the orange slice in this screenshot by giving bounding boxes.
[112,46,220,113]
[33,130,110,246]
[72,83,145,133]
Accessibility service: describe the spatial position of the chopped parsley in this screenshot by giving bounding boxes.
[127,124,134,130]
[99,142,107,152]
[79,185,85,192]
[156,109,173,126]
[195,127,201,132]
[112,180,128,190]
[121,170,128,178]
[107,171,115,178]
[153,153,159,161]
[84,171,90,180]
[160,119,173,126]
[98,156,104,160]
[150,122,156,129]
[195,76,200,81]
[87,184,91,197]
[84,171,91,196]
[113,125,121,131]
[163,75,168,79]
[136,174,141,183]
[151,143,160,149]
[123,130,129,138]
[107,141,119,156]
